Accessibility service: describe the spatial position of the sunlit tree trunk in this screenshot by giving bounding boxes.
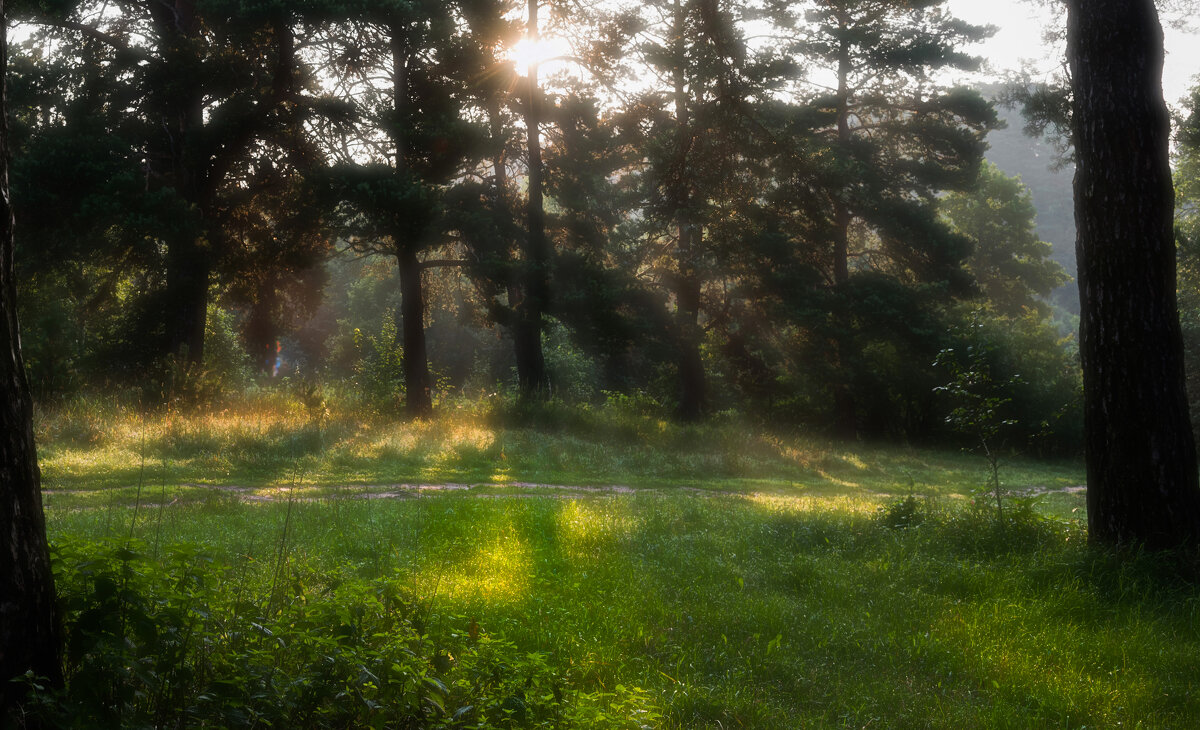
[1068,0,1200,547]
[516,0,550,397]
[0,3,64,715]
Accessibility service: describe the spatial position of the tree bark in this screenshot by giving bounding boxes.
[155,0,210,368]
[830,18,857,439]
[672,0,706,421]
[389,22,433,417]
[516,0,549,397]
[164,237,210,366]
[0,3,64,714]
[397,245,432,417]
[1068,0,1200,548]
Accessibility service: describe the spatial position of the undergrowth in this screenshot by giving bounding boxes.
[26,393,1190,728]
[20,536,658,729]
[27,491,1200,729]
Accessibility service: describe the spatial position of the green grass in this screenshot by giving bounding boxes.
[35,393,1086,515]
[32,393,1198,728]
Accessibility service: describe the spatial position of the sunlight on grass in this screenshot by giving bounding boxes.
[556,499,635,563]
[35,395,1087,507]
[839,453,869,470]
[814,468,862,489]
[38,463,1200,728]
[427,518,533,604]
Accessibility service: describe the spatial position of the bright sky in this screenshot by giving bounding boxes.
[946,0,1200,106]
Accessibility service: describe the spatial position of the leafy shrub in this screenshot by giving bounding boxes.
[353,313,406,411]
[22,538,660,728]
[878,494,928,530]
[937,496,1068,556]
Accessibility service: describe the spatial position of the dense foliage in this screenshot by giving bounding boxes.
[9,1,1082,445]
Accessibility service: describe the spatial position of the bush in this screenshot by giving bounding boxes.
[22,538,660,729]
[878,494,928,530]
[352,313,407,411]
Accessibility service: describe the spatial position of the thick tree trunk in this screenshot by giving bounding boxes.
[516,0,549,397]
[396,246,432,417]
[0,5,64,715]
[154,1,210,369]
[244,278,279,375]
[1068,0,1200,548]
[165,237,210,367]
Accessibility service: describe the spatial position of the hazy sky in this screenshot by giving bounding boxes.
[946,0,1200,105]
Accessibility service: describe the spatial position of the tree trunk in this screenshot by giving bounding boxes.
[244,278,279,376]
[156,0,209,369]
[387,23,432,417]
[517,0,549,397]
[397,245,432,417]
[675,259,707,421]
[830,22,857,439]
[1068,0,1200,548]
[165,237,210,367]
[0,5,64,714]
[672,0,706,421]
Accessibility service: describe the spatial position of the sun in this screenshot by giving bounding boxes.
[507,36,571,72]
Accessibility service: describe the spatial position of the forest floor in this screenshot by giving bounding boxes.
[29,393,1200,728]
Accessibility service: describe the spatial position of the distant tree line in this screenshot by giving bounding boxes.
[8,0,1080,449]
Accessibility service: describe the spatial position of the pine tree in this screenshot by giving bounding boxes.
[17,0,306,370]
[1,1,64,715]
[313,1,488,416]
[1067,0,1200,548]
[786,0,997,434]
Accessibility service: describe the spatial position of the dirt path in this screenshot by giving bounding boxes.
[42,481,660,506]
[42,481,1087,506]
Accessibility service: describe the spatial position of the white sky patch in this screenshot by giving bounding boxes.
[946,0,1200,105]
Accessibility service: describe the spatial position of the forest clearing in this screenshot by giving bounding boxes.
[19,395,1197,728]
[4,0,1200,726]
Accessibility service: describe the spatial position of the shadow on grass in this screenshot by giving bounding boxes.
[44,493,1200,729]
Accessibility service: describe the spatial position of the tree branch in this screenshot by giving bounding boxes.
[30,18,154,62]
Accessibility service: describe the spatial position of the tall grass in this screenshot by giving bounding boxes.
[30,390,1171,728]
[35,391,1087,517]
[38,492,1200,728]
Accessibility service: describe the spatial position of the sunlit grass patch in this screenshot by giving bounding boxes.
[36,394,1086,511]
[40,474,1200,728]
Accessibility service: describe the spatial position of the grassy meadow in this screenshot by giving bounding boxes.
[27,392,1200,728]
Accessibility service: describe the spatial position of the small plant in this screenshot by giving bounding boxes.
[879,494,927,530]
[352,314,406,411]
[935,317,1022,523]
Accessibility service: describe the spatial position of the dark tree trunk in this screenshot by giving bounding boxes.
[675,243,706,422]
[244,278,279,375]
[155,0,210,369]
[0,5,64,715]
[674,197,706,421]
[396,245,432,417]
[830,24,857,439]
[165,237,210,367]
[516,0,549,397]
[1068,0,1200,548]
[672,0,706,421]
[387,24,432,417]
